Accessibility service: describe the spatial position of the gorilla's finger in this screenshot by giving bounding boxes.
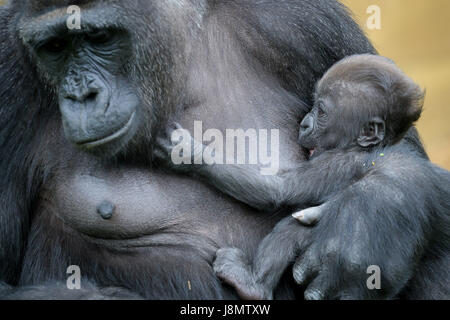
[153,149,167,159]
[155,138,172,153]
[304,274,330,300]
[292,255,317,285]
[173,122,183,130]
[292,206,323,225]
[304,287,326,300]
[166,122,182,137]
[293,203,328,225]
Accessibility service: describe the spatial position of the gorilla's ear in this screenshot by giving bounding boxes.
[357,117,385,147]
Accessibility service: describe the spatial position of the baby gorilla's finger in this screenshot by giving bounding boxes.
[165,122,182,136]
[292,252,318,286]
[292,205,324,226]
[304,265,338,300]
[304,274,329,300]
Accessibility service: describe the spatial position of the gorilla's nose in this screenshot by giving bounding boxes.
[60,72,110,111]
[64,88,99,103]
[299,115,314,136]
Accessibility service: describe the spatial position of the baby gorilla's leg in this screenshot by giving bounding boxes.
[214,248,272,300]
[214,217,306,300]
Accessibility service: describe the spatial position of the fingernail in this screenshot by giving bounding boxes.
[292,212,303,220]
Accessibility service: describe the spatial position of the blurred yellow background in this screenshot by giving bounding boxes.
[341,0,450,169]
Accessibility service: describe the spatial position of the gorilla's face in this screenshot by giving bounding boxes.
[298,89,387,159]
[17,1,184,158]
[40,30,140,154]
[21,15,141,155]
[297,97,348,159]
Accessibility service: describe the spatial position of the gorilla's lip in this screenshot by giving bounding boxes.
[301,146,316,160]
[77,112,136,149]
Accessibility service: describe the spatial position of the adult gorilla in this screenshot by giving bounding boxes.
[0,0,444,299]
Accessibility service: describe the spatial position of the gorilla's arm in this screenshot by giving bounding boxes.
[0,6,39,284]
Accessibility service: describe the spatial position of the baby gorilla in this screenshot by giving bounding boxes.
[155,54,440,299]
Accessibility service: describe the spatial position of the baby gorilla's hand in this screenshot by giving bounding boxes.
[213,248,273,300]
[154,122,202,173]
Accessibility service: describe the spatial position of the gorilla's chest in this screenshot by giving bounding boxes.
[46,165,266,249]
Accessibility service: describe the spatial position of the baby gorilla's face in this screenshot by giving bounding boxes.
[298,96,346,159]
[298,92,386,159]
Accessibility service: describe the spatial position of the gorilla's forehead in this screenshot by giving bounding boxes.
[18,1,124,44]
[22,0,114,16]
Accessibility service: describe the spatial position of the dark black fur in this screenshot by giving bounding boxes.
[0,0,444,300]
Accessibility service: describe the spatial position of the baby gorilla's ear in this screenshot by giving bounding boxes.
[357,117,386,147]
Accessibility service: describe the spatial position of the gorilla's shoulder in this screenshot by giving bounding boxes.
[216,0,375,59]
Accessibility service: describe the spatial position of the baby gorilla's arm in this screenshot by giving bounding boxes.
[154,124,367,212]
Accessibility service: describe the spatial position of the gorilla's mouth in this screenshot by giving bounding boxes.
[77,112,137,149]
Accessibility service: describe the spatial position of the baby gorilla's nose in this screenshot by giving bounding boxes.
[299,115,314,136]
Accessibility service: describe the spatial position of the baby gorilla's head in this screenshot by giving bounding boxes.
[299,54,424,158]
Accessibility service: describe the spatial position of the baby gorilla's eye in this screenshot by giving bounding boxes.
[317,107,326,117]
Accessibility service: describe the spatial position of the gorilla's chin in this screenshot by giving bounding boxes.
[72,112,139,157]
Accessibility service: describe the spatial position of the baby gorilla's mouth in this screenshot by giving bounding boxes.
[302,147,316,160]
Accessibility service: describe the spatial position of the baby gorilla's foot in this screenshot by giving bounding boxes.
[213,248,272,300]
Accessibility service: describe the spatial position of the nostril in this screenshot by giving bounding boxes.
[300,123,309,132]
[63,91,98,103]
[85,92,98,102]
[65,95,77,102]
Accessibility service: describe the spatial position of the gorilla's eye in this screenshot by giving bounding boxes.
[40,38,67,54]
[317,107,326,117]
[87,30,113,45]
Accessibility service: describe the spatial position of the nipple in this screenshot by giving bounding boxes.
[96,200,115,220]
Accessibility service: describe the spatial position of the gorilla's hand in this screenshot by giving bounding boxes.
[154,122,205,173]
[292,189,416,300]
